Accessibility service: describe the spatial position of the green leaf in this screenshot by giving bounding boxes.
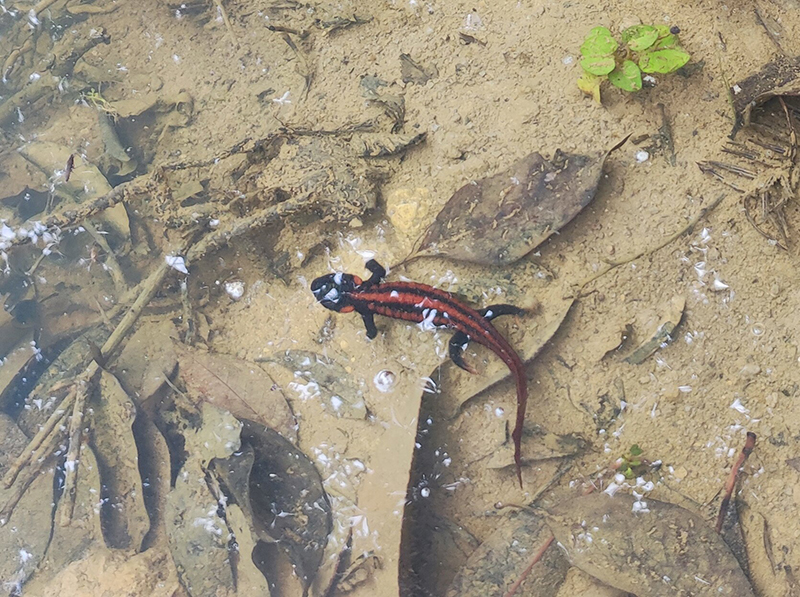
[653,33,681,50]
[629,445,643,456]
[580,26,618,57]
[581,55,616,76]
[621,25,658,52]
[655,25,672,37]
[639,48,691,74]
[608,60,642,92]
[577,71,602,103]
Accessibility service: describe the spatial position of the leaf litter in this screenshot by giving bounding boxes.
[543,493,756,596]
[408,139,627,266]
[446,511,568,597]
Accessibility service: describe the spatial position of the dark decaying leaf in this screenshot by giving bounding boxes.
[37,444,106,588]
[265,349,367,419]
[211,445,267,541]
[176,345,298,441]
[623,295,685,365]
[400,53,438,85]
[411,146,617,265]
[14,326,109,436]
[165,404,242,596]
[730,54,800,138]
[446,511,568,597]
[242,419,332,588]
[544,493,756,597]
[0,415,53,589]
[90,370,150,551]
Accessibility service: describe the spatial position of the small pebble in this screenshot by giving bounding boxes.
[739,363,761,378]
[224,280,245,300]
[635,150,649,163]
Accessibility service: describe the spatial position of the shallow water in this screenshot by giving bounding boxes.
[0,1,799,596]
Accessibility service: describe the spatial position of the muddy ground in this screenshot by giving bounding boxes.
[1,0,800,596]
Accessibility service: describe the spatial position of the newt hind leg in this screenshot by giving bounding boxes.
[448,304,523,373]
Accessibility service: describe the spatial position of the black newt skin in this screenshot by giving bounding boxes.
[311,259,528,487]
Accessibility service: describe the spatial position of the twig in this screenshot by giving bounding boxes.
[2,177,148,252]
[502,534,555,597]
[743,194,786,250]
[576,193,727,295]
[779,97,797,162]
[0,29,110,126]
[213,0,239,49]
[715,432,756,533]
[161,136,256,171]
[83,221,127,295]
[0,421,65,525]
[658,103,676,167]
[697,162,747,192]
[1,385,74,489]
[184,191,311,264]
[754,7,785,54]
[3,249,185,525]
[57,378,92,525]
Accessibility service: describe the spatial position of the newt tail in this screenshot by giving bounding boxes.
[311,259,528,487]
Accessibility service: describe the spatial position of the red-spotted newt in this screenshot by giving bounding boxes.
[311,259,528,486]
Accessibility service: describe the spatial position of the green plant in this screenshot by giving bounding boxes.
[578,25,691,103]
[617,444,647,479]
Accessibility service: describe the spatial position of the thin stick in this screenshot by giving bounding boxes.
[213,0,238,49]
[2,386,75,488]
[0,418,65,525]
[779,97,797,162]
[576,193,726,295]
[715,432,757,533]
[83,221,127,295]
[57,379,91,525]
[502,534,556,597]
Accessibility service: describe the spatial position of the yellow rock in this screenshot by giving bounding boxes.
[385,187,431,237]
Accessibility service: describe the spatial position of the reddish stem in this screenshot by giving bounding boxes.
[715,432,756,533]
[502,533,556,597]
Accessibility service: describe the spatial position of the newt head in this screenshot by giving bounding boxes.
[310,271,361,312]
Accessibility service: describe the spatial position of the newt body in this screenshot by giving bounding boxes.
[311,259,528,486]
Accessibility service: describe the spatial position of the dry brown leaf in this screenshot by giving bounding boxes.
[411,146,616,266]
[446,511,568,597]
[544,493,756,596]
[90,370,150,552]
[730,55,800,138]
[176,345,298,442]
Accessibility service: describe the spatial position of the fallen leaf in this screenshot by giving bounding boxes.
[264,349,367,420]
[164,403,242,597]
[113,320,179,406]
[38,444,106,587]
[623,295,684,365]
[243,419,332,589]
[730,54,800,138]
[90,370,150,552]
[411,144,619,265]
[446,511,568,596]
[544,493,756,596]
[176,345,298,442]
[0,416,53,591]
